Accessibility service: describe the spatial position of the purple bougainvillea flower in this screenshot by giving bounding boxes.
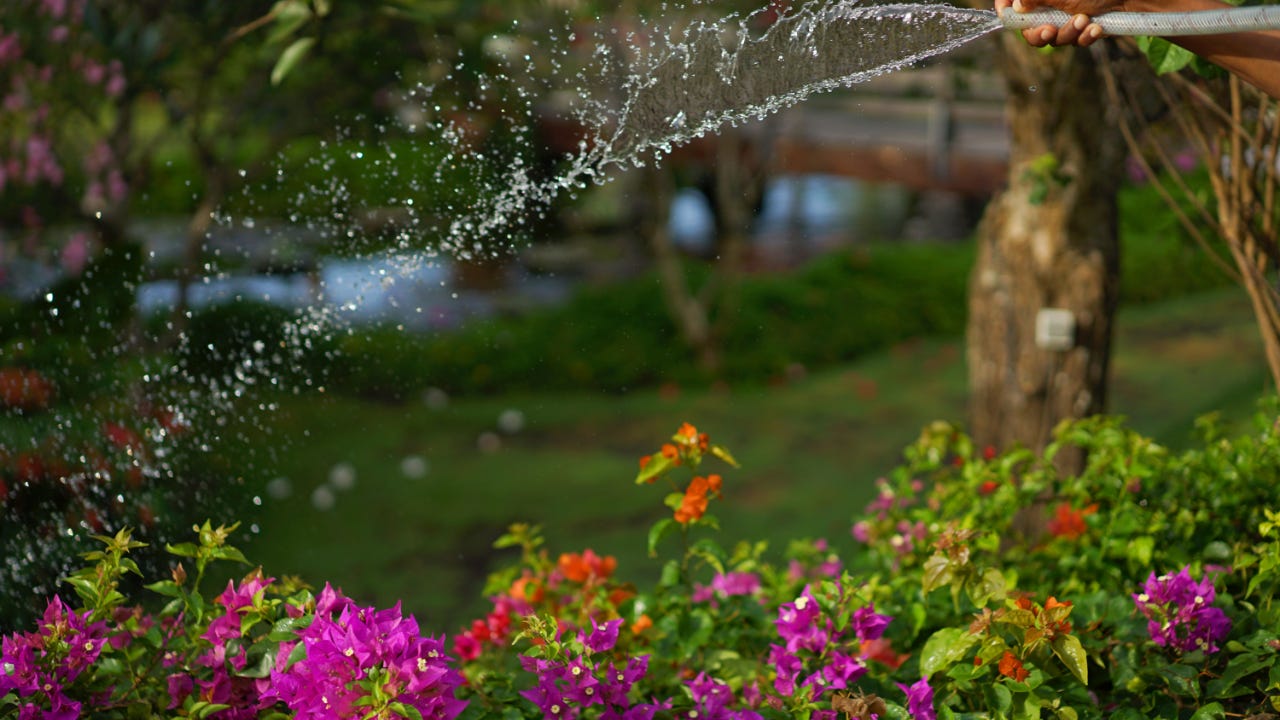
[819,650,867,690]
[768,643,803,696]
[851,604,891,643]
[775,587,829,654]
[712,572,762,598]
[584,618,623,654]
[898,676,937,720]
[1133,566,1232,654]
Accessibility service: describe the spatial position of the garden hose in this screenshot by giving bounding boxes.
[999,5,1280,35]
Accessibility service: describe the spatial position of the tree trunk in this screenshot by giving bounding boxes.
[966,38,1126,473]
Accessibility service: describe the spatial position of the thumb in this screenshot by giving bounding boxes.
[1013,0,1043,12]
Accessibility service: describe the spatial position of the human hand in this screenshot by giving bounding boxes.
[995,0,1122,46]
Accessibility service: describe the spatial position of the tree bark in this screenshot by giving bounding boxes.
[966,38,1126,472]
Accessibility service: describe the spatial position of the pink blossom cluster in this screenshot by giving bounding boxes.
[260,583,466,719]
[767,587,894,718]
[1132,566,1232,654]
[3,580,468,719]
[517,619,662,720]
[0,597,107,720]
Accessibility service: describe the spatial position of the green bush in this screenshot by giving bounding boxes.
[1118,170,1233,303]
[323,186,1234,400]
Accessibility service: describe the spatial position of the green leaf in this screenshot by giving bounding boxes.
[1206,653,1270,698]
[1137,36,1197,75]
[267,0,312,45]
[283,640,308,670]
[271,36,315,86]
[268,615,313,642]
[922,553,954,594]
[688,538,726,574]
[1189,702,1225,720]
[920,627,979,678]
[1051,634,1088,685]
[64,576,98,605]
[166,542,200,558]
[636,453,674,485]
[192,702,233,719]
[235,647,276,678]
[659,559,681,586]
[1159,663,1200,699]
[1127,536,1155,566]
[1011,689,1043,720]
[709,444,739,468]
[966,567,1007,607]
[211,546,250,564]
[391,701,425,720]
[987,682,1013,714]
[145,580,183,598]
[648,518,678,557]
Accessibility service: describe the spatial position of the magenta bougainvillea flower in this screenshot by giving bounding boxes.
[1132,566,1232,654]
[767,586,892,706]
[0,597,108,720]
[898,676,936,720]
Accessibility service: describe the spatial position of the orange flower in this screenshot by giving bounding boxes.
[675,422,710,451]
[1044,596,1072,612]
[631,614,653,635]
[660,444,680,463]
[1047,502,1098,540]
[998,651,1029,682]
[674,475,721,524]
[674,491,709,524]
[557,549,617,584]
[509,576,544,603]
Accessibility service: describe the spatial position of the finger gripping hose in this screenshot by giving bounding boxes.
[1000,5,1280,35]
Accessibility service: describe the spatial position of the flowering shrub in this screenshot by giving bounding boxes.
[0,523,465,720]
[4,415,1280,719]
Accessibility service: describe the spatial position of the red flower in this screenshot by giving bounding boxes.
[860,637,910,670]
[1047,503,1098,540]
[103,422,142,451]
[998,651,1029,682]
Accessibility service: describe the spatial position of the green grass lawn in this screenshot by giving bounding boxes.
[241,286,1271,634]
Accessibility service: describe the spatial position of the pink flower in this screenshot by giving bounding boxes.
[898,677,936,720]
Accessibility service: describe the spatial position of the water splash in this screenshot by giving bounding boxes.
[585,2,998,167]
[423,0,1000,263]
